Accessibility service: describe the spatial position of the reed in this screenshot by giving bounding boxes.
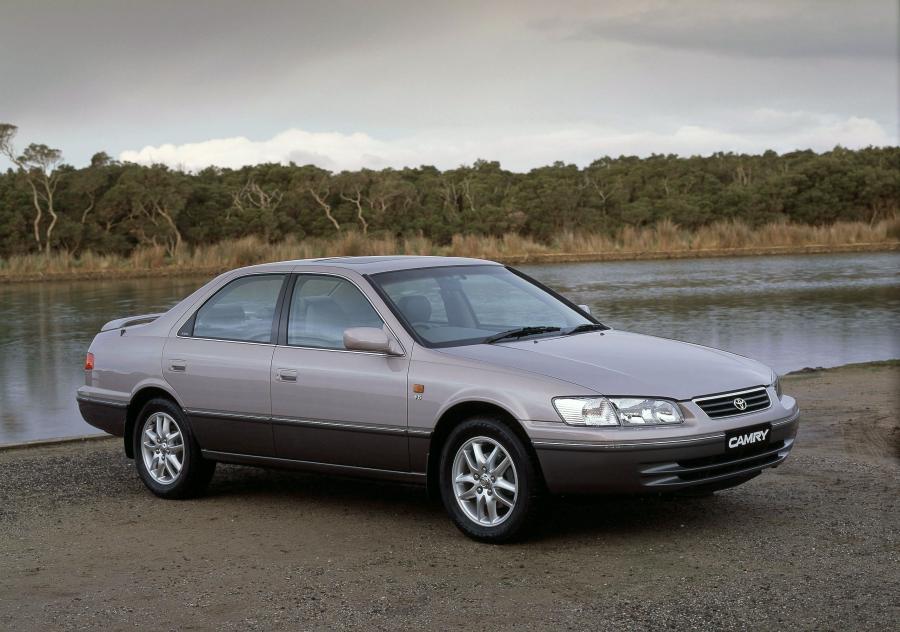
[1,216,897,280]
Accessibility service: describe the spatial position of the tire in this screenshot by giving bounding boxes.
[133,397,215,499]
[439,417,542,543]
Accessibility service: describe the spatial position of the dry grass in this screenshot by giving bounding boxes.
[550,216,900,254]
[1,216,898,280]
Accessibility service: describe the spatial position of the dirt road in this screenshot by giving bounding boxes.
[1,362,897,631]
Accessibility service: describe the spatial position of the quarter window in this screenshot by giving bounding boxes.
[191,274,285,343]
[287,275,383,349]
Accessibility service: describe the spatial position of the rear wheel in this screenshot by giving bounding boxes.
[439,417,542,543]
[134,398,215,499]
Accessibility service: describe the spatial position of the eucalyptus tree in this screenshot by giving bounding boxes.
[0,137,897,261]
[290,165,341,234]
[230,175,284,241]
[109,164,189,256]
[0,123,64,254]
[335,170,373,235]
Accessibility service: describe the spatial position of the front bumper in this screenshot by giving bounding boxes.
[531,409,800,495]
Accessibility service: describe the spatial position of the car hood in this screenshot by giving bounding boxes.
[438,330,772,401]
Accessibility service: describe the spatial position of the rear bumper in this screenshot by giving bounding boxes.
[534,411,800,494]
[76,394,127,437]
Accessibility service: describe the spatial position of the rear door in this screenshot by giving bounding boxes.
[270,273,410,471]
[164,273,287,456]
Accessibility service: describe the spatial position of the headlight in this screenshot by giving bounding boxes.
[772,373,783,399]
[553,397,619,426]
[553,396,683,426]
[609,397,683,425]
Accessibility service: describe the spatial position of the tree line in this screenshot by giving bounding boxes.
[0,123,897,259]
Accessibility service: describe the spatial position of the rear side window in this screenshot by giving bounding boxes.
[287,275,383,349]
[191,274,285,343]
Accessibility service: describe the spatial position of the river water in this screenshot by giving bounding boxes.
[1,252,897,444]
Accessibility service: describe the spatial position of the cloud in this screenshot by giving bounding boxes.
[3,1,895,168]
[119,129,419,172]
[119,110,895,172]
[537,0,898,59]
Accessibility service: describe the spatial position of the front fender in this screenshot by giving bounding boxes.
[408,345,593,434]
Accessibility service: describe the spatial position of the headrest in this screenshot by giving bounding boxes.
[303,296,348,325]
[206,303,245,324]
[398,295,432,323]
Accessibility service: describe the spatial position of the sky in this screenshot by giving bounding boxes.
[1,0,897,172]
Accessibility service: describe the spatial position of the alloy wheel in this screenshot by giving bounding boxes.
[451,436,518,526]
[140,412,185,485]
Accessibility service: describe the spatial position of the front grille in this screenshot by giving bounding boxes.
[694,387,770,419]
[674,441,785,481]
[639,438,793,487]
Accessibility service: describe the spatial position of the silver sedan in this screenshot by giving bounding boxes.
[77,256,800,542]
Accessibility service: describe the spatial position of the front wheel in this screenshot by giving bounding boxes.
[134,398,215,499]
[439,417,542,543]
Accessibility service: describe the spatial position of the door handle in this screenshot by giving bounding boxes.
[169,360,187,372]
[276,368,298,382]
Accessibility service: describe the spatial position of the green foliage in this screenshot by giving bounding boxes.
[0,144,897,258]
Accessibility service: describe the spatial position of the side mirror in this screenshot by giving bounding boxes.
[578,304,592,315]
[343,327,404,355]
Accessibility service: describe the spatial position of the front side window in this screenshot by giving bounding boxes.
[191,274,285,343]
[287,275,383,349]
[372,265,594,347]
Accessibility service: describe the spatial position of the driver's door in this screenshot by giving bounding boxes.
[270,273,410,470]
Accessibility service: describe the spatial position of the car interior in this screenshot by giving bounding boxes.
[376,267,584,345]
[286,275,383,349]
[191,275,283,343]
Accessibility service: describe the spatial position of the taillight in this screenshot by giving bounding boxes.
[84,352,94,371]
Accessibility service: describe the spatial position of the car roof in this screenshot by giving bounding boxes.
[236,255,502,275]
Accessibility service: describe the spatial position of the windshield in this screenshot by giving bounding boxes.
[370,265,596,347]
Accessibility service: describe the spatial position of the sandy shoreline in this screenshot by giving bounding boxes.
[1,361,897,630]
[1,240,896,284]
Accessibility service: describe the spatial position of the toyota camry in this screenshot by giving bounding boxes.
[77,256,800,542]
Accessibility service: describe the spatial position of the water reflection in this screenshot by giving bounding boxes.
[521,252,899,376]
[0,276,208,443]
[0,252,897,443]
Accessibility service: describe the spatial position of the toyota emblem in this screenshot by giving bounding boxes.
[733,397,748,411]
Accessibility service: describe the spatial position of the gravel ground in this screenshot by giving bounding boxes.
[1,363,897,631]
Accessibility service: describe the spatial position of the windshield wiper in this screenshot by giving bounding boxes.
[485,326,561,344]
[563,323,608,336]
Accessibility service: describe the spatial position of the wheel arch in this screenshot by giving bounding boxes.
[124,386,182,458]
[425,400,544,499]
